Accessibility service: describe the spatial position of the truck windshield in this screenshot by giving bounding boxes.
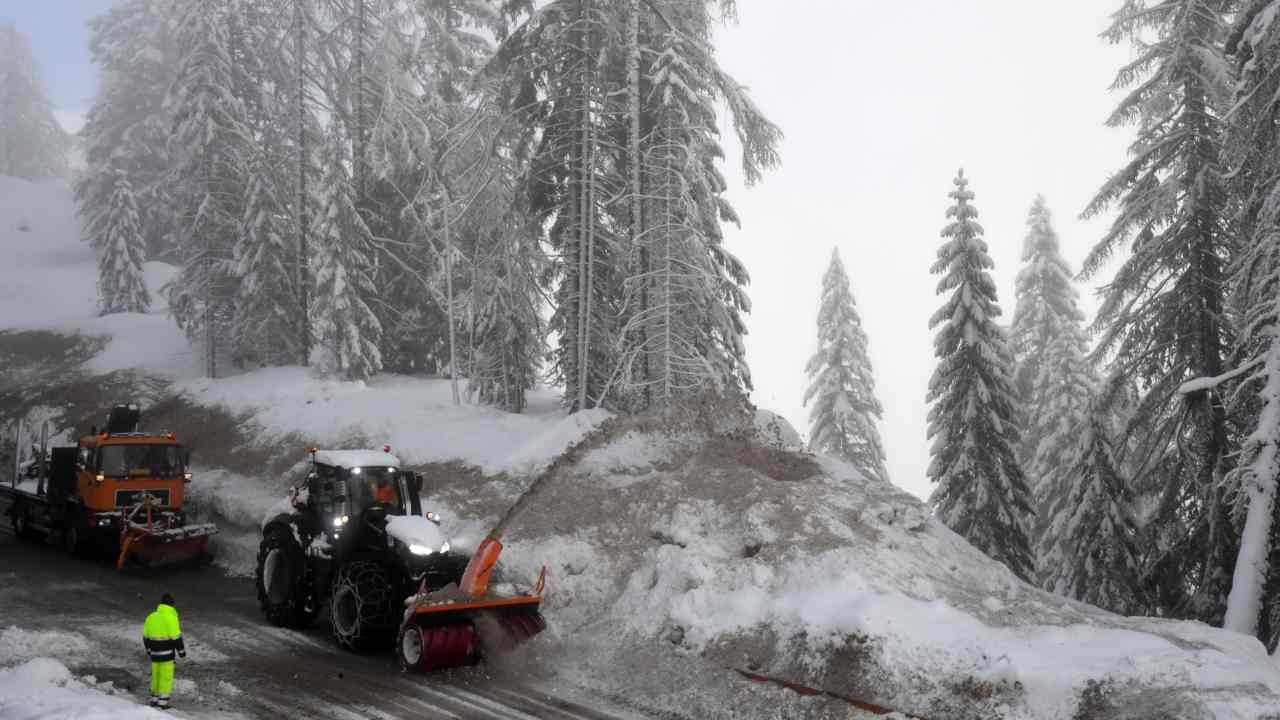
[99,444,184,479]
[344,467,404,514]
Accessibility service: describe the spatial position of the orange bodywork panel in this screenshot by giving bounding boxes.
[459,536,504,599]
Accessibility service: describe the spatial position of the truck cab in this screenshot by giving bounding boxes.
[73,431,191,529]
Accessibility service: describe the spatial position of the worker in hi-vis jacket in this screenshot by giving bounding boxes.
[142,593,186,709]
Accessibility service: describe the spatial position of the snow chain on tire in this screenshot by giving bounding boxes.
[330,560,395,653]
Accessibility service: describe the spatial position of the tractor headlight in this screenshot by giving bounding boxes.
[409,543,434,556]
[332,515,349,528]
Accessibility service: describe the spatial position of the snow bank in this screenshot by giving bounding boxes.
[428,421,1280,719]
[0,658,163,719]
[177,368,608,473]
[0,627,93,666]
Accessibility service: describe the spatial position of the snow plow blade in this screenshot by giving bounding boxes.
[397,537,546,673]
[117,523,217,569]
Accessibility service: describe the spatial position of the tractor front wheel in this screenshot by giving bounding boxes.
[255,525,315,628]
[330,561,394,653]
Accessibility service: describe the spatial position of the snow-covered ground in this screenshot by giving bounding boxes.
[5,175,1280,718]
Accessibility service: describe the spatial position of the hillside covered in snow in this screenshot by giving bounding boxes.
[3,176,1280,718]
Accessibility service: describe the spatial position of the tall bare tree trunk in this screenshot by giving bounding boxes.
[294,0,310,365]
[574,0,593,411]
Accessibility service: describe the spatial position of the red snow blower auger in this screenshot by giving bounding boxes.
[394,440,581,673]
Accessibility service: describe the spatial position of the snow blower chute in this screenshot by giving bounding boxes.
[395,446,569,673]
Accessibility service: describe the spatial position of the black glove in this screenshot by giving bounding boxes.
[178,650,186,659]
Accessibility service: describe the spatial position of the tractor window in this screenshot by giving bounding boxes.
[98,444,185,479]
[343,467,405,515]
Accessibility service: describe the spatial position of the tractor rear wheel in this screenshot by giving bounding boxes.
[255,525,315,628]
[330,561,395,653]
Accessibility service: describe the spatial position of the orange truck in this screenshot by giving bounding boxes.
[1,404,216,567]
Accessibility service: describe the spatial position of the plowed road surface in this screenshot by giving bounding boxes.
[0,528,652,719]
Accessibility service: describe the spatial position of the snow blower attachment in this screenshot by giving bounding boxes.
[395,446,566,673]
[397,536,547,672]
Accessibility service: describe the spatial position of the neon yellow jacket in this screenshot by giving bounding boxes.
[142,603,185,662]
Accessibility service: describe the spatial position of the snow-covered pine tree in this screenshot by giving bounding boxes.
[1008,196,1088,470]
[165,0,254,378]
[1040,393,1144,614]
[93,171,151,315]
[1030,322,1097,573]
[0,23,69,179]
[1003,196,1096,560]
[234,147,300,367]
[1220,1,1280,648]
[77,0,181,260]
[1084,0,1236,623]
[926,169,1035,581]
[802,248,888,484]
[312,127,383,381]
[495,0,624,411]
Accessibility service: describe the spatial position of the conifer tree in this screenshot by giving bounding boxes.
[1008,196,1088,472]
[234,148,299,366]
[802,248,887,484]
[0,24,68,179]
[1220,1,1280,647]
[1084,0,1236,622]
[94,171,151,315]
[77,0,180,259]
[1030,323,1096,566]
[1041,395,1144,614]
[165,0,254,378]
[312,128,382,381]
[927,170,1035,581]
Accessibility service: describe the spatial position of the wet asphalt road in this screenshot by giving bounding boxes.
[0,526,648,720]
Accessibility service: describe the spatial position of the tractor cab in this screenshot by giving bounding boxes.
[299,449,423,542]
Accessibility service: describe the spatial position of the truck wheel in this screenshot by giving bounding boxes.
[61,508,87,557]
[12,504,40,541]
[330,561,394,653]
[256,525,315,628]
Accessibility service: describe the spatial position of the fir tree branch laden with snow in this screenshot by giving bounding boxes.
[1006,196,1095,563]
[1040,395,1144,614]
[91,171,150,316]
[926,170,1035,582]
[803,248,888,484]
[311,128,383,381]
[1083,0,1236,624]
[1220,0,1280,648]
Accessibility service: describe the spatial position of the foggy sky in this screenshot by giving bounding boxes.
[714,0,1131,500]
[10,1,1136,501]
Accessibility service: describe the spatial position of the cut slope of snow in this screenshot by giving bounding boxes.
[0,657,164,719]
[427,421,1280,720]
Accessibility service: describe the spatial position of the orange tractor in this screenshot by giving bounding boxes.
[2,404,216,567]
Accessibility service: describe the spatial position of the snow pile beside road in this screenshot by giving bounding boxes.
[0,657,164,719]
[0,626,93,666]
[429,419,1280,720]
[178,368,608,473]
